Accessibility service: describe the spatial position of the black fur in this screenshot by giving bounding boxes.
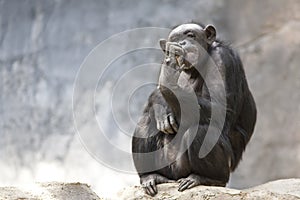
[132,23,256,196]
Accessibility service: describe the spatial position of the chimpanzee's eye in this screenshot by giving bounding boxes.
[187,32,195,38]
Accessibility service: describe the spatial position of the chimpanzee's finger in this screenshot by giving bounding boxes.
[164,118,174,134]
[168,115,178,132]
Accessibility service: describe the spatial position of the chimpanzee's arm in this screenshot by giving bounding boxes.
[148,87,178,134]
[158,61,202,129]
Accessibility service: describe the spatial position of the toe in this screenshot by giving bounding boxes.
[150,180,157,194]
[187,182,197,189]
[178,180,193,192]
[145,181,156,196]
[177,178,184,183]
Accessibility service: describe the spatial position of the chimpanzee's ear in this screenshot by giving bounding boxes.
[204,24,216,45]
[159,39,167,52]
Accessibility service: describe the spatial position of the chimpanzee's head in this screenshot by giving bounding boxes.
[160,23,216,70]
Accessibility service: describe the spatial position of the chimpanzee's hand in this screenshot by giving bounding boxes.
[164,42,186,69]
[153,103,178,134]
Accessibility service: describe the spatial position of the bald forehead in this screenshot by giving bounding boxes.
[169,23,204,38]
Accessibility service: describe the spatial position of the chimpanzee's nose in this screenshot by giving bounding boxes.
[179,41,186,46]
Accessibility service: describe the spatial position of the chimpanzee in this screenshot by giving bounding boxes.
[132,22,257,196]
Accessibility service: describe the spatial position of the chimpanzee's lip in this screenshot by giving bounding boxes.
[182,59,193,70]
[182,65,193,70]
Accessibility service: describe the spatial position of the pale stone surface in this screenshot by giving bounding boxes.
[0,182,101,200]
[118,179,300,200]
[2,179,300,200]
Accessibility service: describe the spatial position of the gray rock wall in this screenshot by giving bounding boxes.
[0,0,299,198]
[226,0,300,188]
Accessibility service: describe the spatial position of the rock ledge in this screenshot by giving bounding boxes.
[118,179,300,200]
[1,179,300,199]
[0,182,101,200]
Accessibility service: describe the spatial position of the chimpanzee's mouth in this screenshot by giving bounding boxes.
[175,56,193,70]
[182,62,193,70]
[179,59,194,70]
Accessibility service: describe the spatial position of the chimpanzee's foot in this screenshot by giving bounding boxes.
[177,174,226,192]
[177,174,202,192]
[141,174,175,196]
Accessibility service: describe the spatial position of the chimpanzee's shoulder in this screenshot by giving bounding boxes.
[211,39,235,54]
[211,40,241,63]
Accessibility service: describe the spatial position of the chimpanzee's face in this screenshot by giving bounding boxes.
[168,24,209,49]
[163,23,216,69]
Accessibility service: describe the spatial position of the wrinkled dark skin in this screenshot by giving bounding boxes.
[132,23,257,196]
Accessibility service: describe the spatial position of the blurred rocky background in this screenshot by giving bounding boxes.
[0,0,299,198]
